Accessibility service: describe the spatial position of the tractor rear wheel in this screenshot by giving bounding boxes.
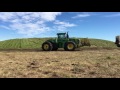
[42,42,53,51]
[64,41,76,51]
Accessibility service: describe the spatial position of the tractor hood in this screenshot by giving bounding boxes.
[46,38,57,43]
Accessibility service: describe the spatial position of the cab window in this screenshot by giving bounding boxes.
[58,35,66,38]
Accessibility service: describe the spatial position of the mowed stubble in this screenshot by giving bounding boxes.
[0,49,120,78]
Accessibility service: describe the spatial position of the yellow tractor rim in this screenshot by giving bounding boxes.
[44,44,49,50]
[67,43,74,49]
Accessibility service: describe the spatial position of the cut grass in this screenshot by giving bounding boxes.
[0,49,120,78]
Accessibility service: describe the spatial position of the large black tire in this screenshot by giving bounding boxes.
[42,42,53,51]
[117,44,120,47]
[64,41,76,51]
[52,43,58,51]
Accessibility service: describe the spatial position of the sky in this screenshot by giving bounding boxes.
[0,12,120,41]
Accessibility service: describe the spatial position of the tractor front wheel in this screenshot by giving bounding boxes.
[42,42,53,51]
[64,42,76,51]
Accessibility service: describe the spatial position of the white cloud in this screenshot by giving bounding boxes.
[0,12,62,22]
[54,20,76,27]
[39,12,62,21]
[54,20,76,31]
[0,12,17,21]
[0,12,62,36]
[72,12,91,18]
[104,13,120,17]
[9,23,50,36]
[0,12,78,36]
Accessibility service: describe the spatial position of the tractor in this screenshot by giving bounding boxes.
[115,36,120,47]
[42,32,81,51]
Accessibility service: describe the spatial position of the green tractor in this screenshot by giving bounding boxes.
[115,36,120,47]
[42,32,81,51]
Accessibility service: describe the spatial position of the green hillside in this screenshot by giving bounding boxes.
[0,38,48,50]
[0,38,117,50]
[89,39,117,48]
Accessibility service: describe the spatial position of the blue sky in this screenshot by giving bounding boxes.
[0,12,120,41]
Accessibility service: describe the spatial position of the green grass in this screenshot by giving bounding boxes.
[0,38,49,49]
[89,38,117,48]
[0,38,118,49]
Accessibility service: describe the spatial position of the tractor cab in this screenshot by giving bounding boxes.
[57,32,69,39]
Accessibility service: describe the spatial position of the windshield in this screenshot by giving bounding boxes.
[58,34,66,38]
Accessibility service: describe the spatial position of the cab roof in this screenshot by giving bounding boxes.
[57,33,66,35]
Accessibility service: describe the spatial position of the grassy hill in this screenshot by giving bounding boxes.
[89,39,117,48]
[0,38,117,50]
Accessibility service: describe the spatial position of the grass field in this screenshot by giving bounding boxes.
[0,38,118,50]
[0,38,119,78]
[0,38,48,49]
[90,39,117,48]
[0,49,120,78]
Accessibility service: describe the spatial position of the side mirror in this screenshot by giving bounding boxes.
[67,33,69,38]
